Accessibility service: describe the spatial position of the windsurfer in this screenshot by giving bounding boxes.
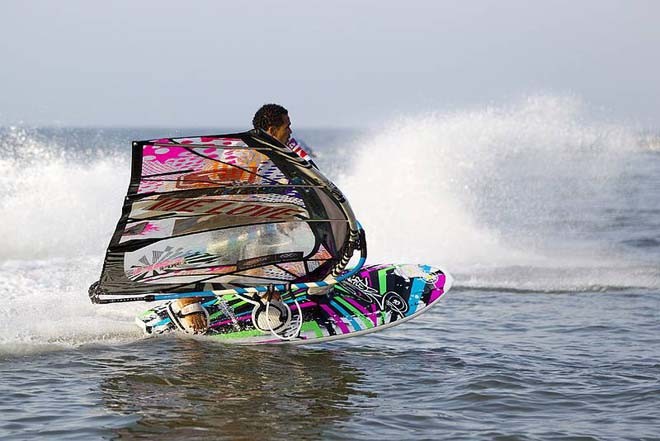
[171,104,295,334]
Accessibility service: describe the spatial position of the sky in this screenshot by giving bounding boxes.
[1,0,659,129]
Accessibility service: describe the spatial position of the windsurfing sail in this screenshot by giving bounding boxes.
[90,130,362,301]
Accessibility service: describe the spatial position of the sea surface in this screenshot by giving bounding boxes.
[1,97,659,440]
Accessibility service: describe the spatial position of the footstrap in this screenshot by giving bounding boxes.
[166,301,209,334]
[176,302,205,317]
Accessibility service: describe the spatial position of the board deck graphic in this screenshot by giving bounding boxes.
[137,264,451,345]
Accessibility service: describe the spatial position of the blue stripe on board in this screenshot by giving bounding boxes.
[284,296,308,304]
[329,300,362,331]
[407,277,426,316]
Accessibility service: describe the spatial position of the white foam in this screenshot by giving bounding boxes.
[338,95,655,289]
[0,127,129,260]
[0,257,144,355]
[0,128,140,354]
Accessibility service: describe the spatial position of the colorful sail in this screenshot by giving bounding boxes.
[92,130,360,296]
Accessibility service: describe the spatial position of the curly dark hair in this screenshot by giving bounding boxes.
[252,104,288,131]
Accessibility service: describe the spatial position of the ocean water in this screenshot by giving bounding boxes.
[1,96,659,440]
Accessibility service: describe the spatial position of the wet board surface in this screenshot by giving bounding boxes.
[137,263,451,345]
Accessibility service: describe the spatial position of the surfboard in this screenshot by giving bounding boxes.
[136,263,451,345]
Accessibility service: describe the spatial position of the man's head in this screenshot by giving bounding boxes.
[252,104,291,144]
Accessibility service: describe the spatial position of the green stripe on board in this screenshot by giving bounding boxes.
[221,294,249,308]
[210,329,263,340]
[378,268,392,294]
[335,285,350,294]
[334,297,373,329]
[228,299,248,308]
[300,321,324,338]
[208,310,224,320]
[209,321,323,340]
[208,299,246,321]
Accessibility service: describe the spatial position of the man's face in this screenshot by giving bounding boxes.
[268,114,292,144]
